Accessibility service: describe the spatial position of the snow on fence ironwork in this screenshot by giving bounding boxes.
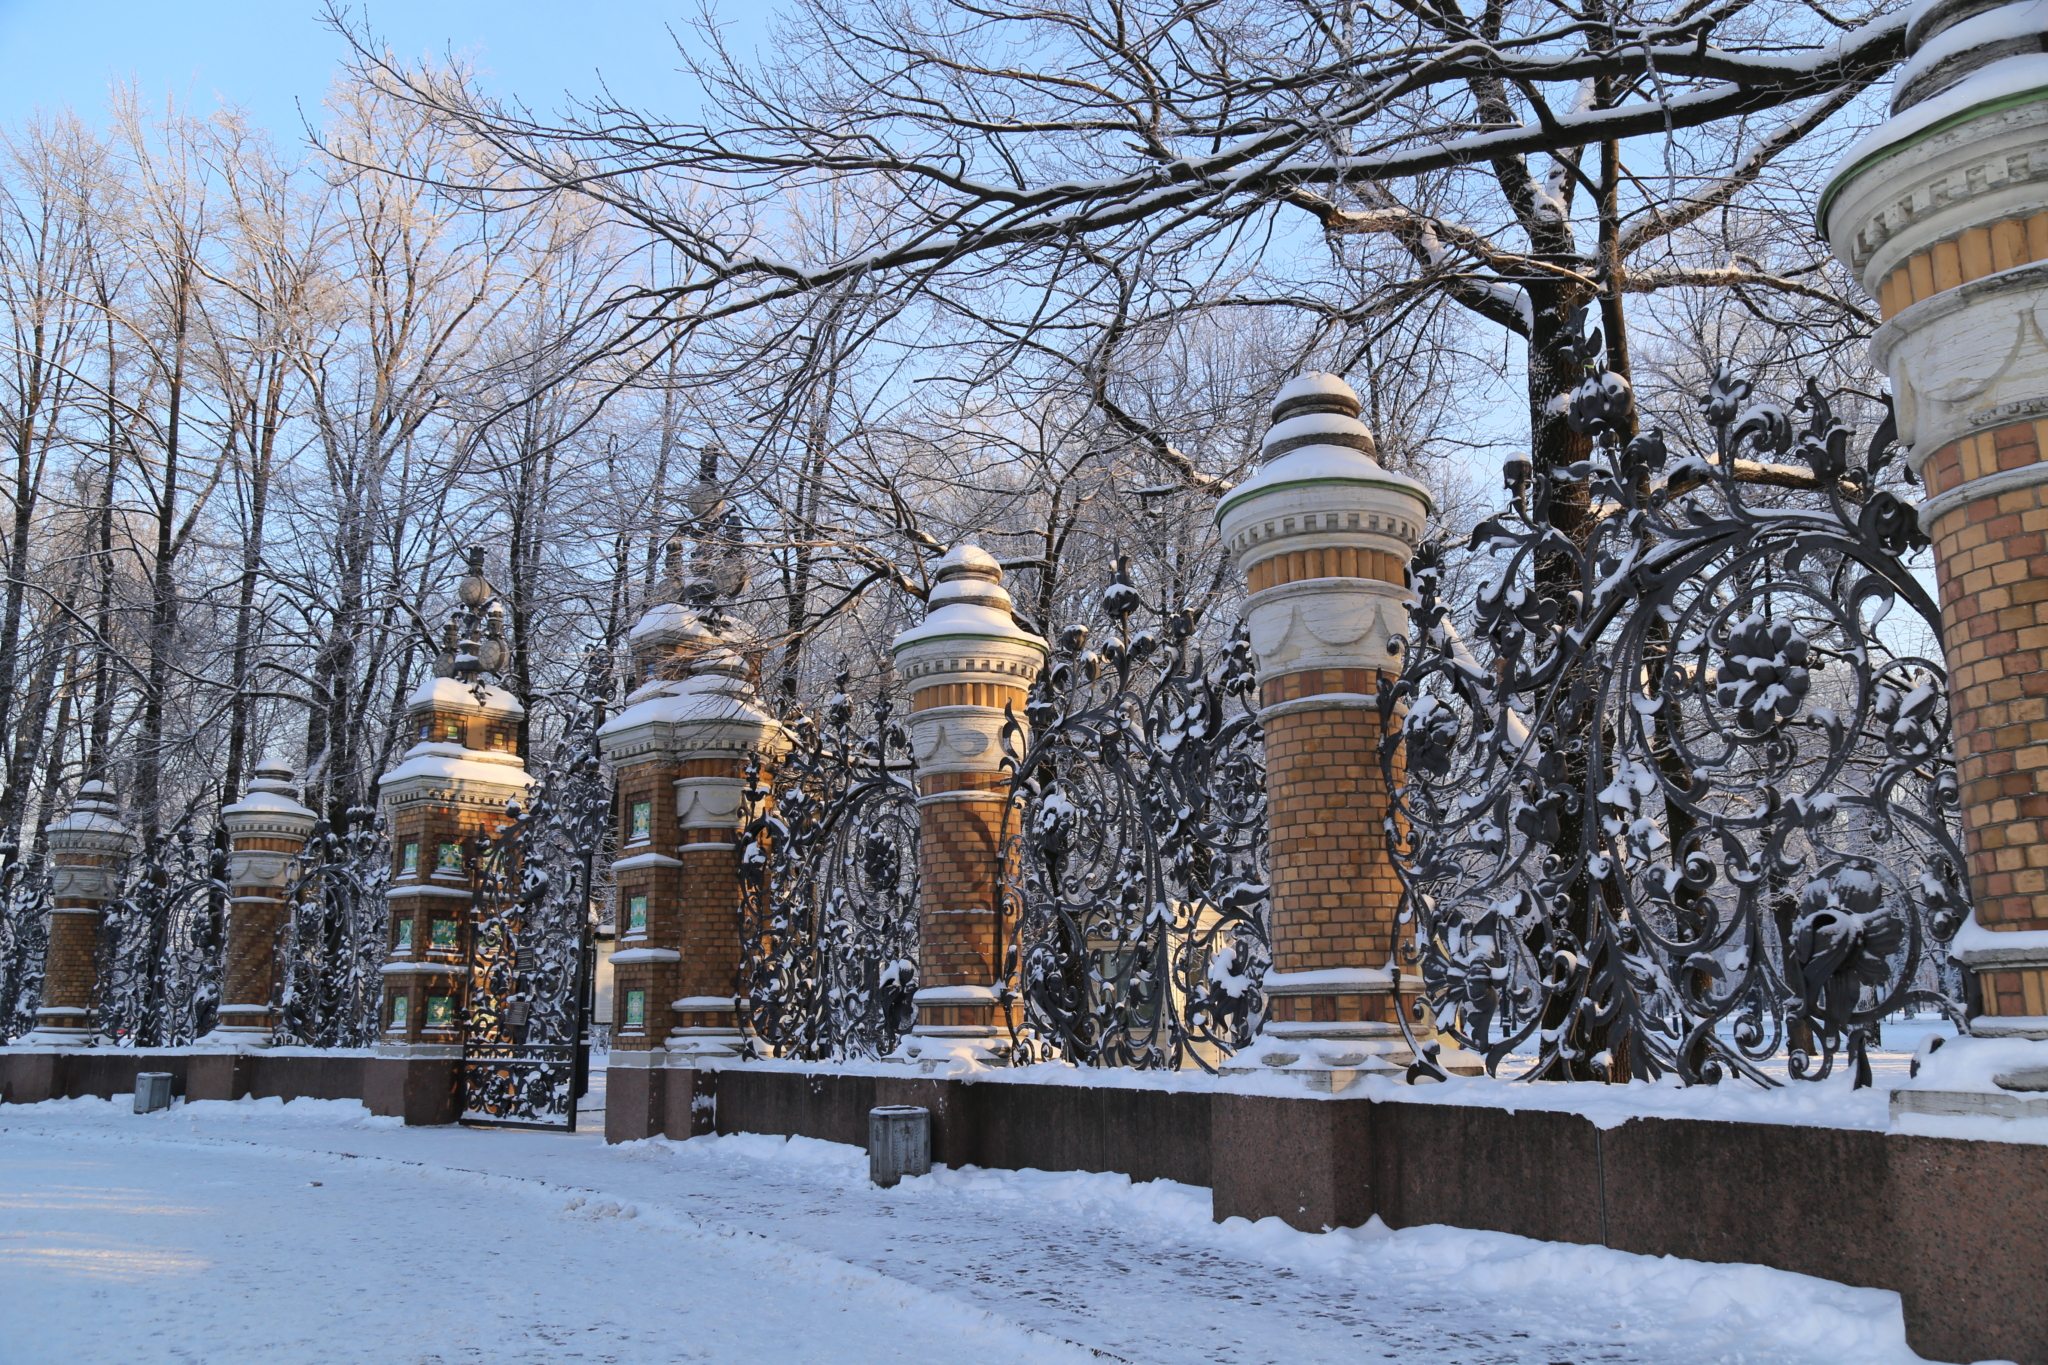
[0,849,49,1039]
[96,816,227,1047]
[998,556,1271,1070]
[736,672,920,1060]
[275,808,390,1047]
[1383,312,1968,1088]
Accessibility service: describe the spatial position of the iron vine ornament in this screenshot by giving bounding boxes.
[1383,310,1968,1088]
[999,557,1271,1070]
[458,695,608,1131]
[736,671,920,1060]
[275,808,390,1047]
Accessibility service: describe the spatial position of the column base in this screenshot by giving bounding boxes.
[891,1025,1011,1073]
[891,985,1013,1072]
[1891,1032,2048,1125]
[665,1028,744,1065]
[1225,1022,1414,1092]
[14,1023,99,1049]
[667,996,743,1064]
[190,1025,273,1053]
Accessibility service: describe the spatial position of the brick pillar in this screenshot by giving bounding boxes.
[20,782,132,1047]
[367,671,530,1124]
[1216,373,1433,1085]
[1822,12,2048,1115]
[598,593,785,1139]
[197,760,318,1048]
[891,545,1046,1069]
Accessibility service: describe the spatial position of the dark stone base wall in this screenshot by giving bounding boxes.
[692,1067,2048,1365]
[0,1049,450,1125]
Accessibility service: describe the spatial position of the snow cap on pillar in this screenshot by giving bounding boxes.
[890,545,1047,781]
[1217,373,1433,696]
[890,545,1048,679]
[49,780,128,838]
[223,757,318,836]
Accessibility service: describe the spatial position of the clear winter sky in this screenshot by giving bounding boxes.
[0,0,775,137]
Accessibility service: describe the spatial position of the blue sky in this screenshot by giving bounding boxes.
[0,1,774,139]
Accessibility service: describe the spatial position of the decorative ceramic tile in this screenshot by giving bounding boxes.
[393,918,413,951]
[430,918,459,950]
[425,994,455,1027]
[627,894,648,933]
[436,841,464,874]
[629,800,652,841]
[389,993,409,1029]
[624,989,646,1029]
[399,843,419,876]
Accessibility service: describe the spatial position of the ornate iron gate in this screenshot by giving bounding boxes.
[458,727,605,1131]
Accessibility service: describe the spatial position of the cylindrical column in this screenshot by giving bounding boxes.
[1217,374,1432,1083]
[378,675,530,1051]
[199,760,319,1048]
[1822,14,2048,1108]
[598,600,784,1067]
[25,782,133,1046]
[891,545,1046,1068]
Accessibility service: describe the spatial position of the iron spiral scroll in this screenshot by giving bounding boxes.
[458,713,607,1130]
[736,673,920,1060]
[999,558,1271,1070]
[274,809,389,1047]
[1384,314,1969,1088]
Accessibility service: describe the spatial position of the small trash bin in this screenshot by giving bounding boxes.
[869,1105,930,1188]
[134,1072,174,1114]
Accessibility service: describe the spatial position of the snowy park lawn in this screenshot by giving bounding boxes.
[0,1092,1938,1364]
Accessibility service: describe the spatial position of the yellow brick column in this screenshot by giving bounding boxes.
[891,546,1046,1069]
[21,782,132,1046]
[1217,374,1433,1086]
[598,587,786,1139]
[366,563,531,1124]
[198,760,318,1048]
[1822,2,2048,1114]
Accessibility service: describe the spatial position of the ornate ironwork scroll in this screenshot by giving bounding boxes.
[276,808,390,1047]
[459,710,606,1131]
[1385,312,1968,1088]
[1000,557,1270,1070]
[737,672,919,1060]
[0,850,50,1040]
[97,817,227,1047]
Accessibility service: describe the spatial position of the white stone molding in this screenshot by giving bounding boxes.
[1872,262,2048,468]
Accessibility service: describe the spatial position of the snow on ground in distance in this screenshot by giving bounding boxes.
[0,1095,1937,1364]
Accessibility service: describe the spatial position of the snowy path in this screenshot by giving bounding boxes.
[0,1095,1934,1364]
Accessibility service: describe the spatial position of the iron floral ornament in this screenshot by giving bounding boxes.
[1384,312,1967,1087]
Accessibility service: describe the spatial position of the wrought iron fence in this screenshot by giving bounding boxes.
[999,557,1271,1070]
[459,705,607,1130]
[96,817,226,1047]
[0,848,50,1040]
[276,808,390,1047]
[737,672,919,1060]
[1383,313,1968,1088]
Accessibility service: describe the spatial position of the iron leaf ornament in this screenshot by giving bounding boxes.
[1383,309,1966,1088]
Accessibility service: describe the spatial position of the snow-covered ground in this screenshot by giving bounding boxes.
[0,1092,1941,1363]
